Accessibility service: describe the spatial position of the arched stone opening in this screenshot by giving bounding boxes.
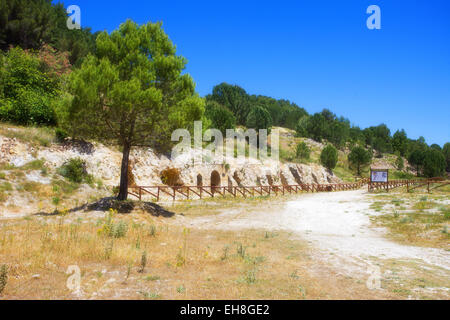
[196,174,203,187]
[211,170,221,193]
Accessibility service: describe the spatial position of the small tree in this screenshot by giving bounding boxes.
[320,145,338,170]
[423,149,446,178]
[443,142,450,172]
[395,155,404,170]
[296,141,310,161]
[348,146,372,176]
[204,100,236,135]
[408,149,425,176]
[61,20,204,200]
[246,105,272,133]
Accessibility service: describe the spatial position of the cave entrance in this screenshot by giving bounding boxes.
[211,170,221,193]
[196,174,203,187]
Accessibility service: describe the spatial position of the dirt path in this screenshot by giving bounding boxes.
[179,190,450,277]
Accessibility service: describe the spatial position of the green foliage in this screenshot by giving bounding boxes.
[295,115,309,137]
[422,149,446,178]
[395,155,404,170]
[61,20,204,200]
[295,142,310,160]
[392,129,408,156]
[0,0,96,66]
[207,83,307,129]
[99,210,128,239]
[442,143,450,172]
[55,128,68,142]
[246,105,272,132]
[348,146,372,175]
[204,100,236,135]
[57,158,92,184]
[320,145,338,170]
[207,83,250,125]
[0,264,7,295]
[0,47,58,125]
[295,109,350,148]
[408,149,426,176]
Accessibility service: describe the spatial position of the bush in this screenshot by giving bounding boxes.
[57,158,92,183]
[320,145,338,170]
[0,47,58,125]
[160,167,183,186]
[0,264,7,295]
[296,142,310,160]
[98,209,128,238]
[55,128,69,142]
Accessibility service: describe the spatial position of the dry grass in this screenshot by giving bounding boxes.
[370,187,450,249]
[369,257,450,300]
[0,208,398,300]
[0,123,55,148]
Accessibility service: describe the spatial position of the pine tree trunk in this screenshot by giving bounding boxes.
[117,143,131,201]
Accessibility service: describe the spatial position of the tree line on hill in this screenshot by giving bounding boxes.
[204,83,449,178]
[0,0,448,200]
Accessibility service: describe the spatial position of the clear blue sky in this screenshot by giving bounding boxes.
[62,0,449,146]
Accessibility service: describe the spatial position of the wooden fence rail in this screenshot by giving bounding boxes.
[127,179,369,202]
[368,178,449,193]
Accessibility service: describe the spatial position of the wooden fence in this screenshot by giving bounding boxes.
[128,179,369,202]
[368,177,449,193]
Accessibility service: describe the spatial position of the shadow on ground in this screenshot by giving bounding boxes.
[34,197,175,217]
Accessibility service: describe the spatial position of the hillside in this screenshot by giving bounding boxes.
[0,124,341,218]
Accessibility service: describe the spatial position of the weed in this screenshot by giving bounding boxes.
[0,264,7,295]
[104,240,114,260]
[244,269,257,284]
[177,285,186,294]
[145,275,160,281]
[289,270,300,280]
[149,225,156,237]
[21,159,45,171]
[237,243,246,259]
[98,209,128,238]
[221,245,230,261]
[0,182,12,192]
[139,291,160,299]
[139,251,147,273]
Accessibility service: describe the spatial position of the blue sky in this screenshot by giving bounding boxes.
[63,0,449,146]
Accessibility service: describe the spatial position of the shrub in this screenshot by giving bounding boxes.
[296,142,311,160]
[0,47,58,125]
[0,264,7,295]
[395,155,404,170]
[320,145,338,170]
[55,128,69,142]
[160,167,183,186]
[98,209,128,238]
[57,158,92,184]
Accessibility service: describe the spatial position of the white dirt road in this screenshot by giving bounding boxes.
[180,190,450,275]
